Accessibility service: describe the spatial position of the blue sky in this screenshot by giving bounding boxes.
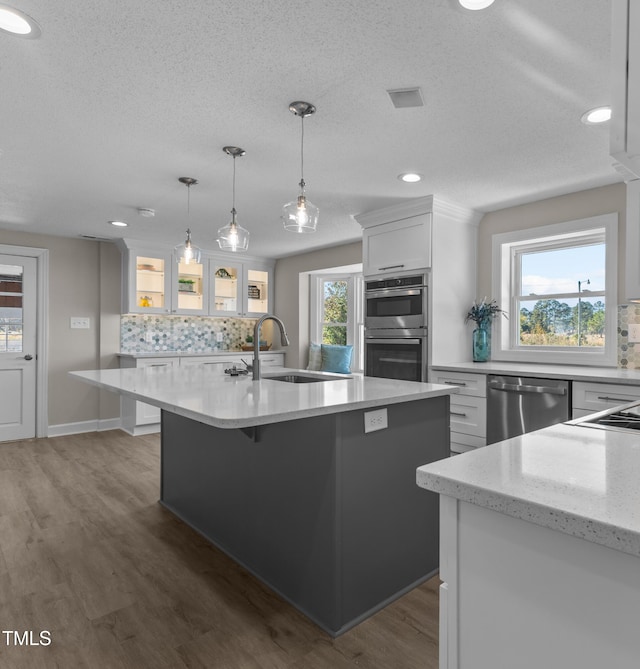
[521,244,606,296]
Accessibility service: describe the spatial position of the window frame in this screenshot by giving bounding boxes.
[310,272,364,372]
[491,213,618,366]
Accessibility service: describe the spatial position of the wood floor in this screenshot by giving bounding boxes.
[0,430,440,669]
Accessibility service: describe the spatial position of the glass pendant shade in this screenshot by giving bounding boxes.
[217,209,250,252]
[217,146,249,252]
[175,178,201,264]
[282,191,319,233]
[284,101,318,233]
[175,228,201,265]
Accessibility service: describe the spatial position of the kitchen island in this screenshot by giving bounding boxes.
[71,365,456,636]
[417,422,640,668]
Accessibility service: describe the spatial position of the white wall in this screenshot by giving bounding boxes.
[0,230,121,429]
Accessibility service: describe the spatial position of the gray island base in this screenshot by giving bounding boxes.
[160,396,448,636]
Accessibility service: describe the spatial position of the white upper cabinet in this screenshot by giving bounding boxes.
[209,259,272,317]
[360,214,432,276]
[625,179,640,299]
[611,0,640,180]
[118,240,273,316]
[121,246,174,314]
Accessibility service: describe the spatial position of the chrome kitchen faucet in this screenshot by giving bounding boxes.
[252,314,289,380]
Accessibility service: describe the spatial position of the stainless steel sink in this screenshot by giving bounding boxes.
[265,373,330,383]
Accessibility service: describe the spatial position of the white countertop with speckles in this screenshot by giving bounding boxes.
[431,361,640,385]
[417,423,640,558]
[70,366,457,429]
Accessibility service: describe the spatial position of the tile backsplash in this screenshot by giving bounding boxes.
[121,314,258,354]
[619,304,640,368]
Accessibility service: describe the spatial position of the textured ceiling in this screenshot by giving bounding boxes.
[0,0,619,259]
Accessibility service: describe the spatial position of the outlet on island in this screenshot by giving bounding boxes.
[364,408,388,433]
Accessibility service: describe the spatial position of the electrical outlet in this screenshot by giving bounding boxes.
[70,317,90,329]
[145,331,153,343]
[216,332,224,342]
[629,323,640,343]
[364,408,388,433]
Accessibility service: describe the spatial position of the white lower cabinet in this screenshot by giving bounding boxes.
[572,381,640,419]
[431,370,487,455]
[120,357,179,435]
[438,495,640,669]
[119,352,285,435]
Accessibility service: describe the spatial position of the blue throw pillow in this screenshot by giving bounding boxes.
[307,342,322,371]
[320,344,353,374]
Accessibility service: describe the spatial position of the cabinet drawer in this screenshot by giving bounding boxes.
[180,357,228,373]
[136,357,179,369]
[432,370,486,397]
[451,432,486,454]
[260,354,284,367]
[573,381,640,412]
[449,395,486,437]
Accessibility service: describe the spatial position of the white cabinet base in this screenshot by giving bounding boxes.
[439,496,640,668]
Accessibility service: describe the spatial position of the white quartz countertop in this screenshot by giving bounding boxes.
[71,366,457,429]
[417,423,640,558]
[431,361,640,385]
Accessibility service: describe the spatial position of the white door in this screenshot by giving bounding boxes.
[0,255,37,441]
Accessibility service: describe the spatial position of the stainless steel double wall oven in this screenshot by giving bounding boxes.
[364,273,428,382]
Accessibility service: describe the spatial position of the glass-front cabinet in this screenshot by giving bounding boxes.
[210,260,271,317]
[131,252,172,314]
[210,261,241,315]
[173,258,207,315]
[118,240,273,316]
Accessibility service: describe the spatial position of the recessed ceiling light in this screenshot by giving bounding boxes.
[109,220,128,227]
[0,4,41,38]
[581,106,612,125]
[398,173,423,183]
[458,0,495,10]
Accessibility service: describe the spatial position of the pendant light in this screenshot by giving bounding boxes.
[174,177,202,265]
[217,146,250,252]
[282,101,318,233]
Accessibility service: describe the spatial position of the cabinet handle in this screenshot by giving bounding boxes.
[597,395,634,403]
[443,380,466,386]
[378,264,405,271]
[149,363,169,367]
[450,411,467,417]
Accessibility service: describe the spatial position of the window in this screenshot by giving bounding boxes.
[0,264,24,352]
[310,271,364,371]
[492,213,617,366]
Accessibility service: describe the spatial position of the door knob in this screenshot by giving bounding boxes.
[24,354,33,360]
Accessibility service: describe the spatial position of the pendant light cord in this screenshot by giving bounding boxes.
[232,155,236,213]
[299,115,305,190]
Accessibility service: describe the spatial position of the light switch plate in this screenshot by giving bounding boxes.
[70,317,90,329]
[216,332,224,342]
[629,323,640,343]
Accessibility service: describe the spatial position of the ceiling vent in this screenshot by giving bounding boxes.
[387,87,424,108]
[80,234,113,242]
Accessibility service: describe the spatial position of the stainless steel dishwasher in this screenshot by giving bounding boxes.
[486,375,570,444]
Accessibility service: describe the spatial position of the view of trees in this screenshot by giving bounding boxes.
[322,280,348,345]
[519,299,605,347]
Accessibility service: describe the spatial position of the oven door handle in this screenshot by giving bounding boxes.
[366,287,423,299]
[365,338,422,345]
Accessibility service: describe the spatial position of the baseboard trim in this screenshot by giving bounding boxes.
[47,417,122,437]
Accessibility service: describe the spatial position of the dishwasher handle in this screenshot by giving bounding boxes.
[487,380,567,396]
